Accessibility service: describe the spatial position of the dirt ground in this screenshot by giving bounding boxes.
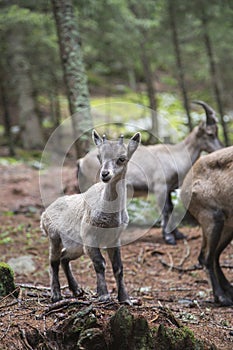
[0,162,233,349]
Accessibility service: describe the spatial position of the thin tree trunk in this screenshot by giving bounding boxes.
[8,31,44,150]
[168,0,192,131]
[140,40,158,143]
[0,82,15,156]
[200,4,229,146]
[51,0,93,158]
[127,67,137,91]
[51,73,61,128]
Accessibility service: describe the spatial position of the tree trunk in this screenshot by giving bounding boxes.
[0,81,15,156]
[51,0,93,158]
[140,39,159,143]
[168,0,193,132]
[8,31,44,150]
[50,73,61,128]
[200,4,229,146]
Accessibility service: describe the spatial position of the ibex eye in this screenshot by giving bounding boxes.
[118,157,126,164]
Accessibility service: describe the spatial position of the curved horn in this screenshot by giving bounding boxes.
[119,134,124,144]
[192,100,217,125]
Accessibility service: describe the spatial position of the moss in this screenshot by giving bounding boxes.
[110,306,154,350]
[77,328,108,350]
[110,305,134,350]
[133,316,154,350]
[155,324,207,350]
[0,262,18,297]
[24,306,216,349]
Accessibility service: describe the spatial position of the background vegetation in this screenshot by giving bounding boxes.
[0,0,232,158]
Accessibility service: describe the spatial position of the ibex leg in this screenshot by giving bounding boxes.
[85,246,110,301]
[161,192,185,245]
[200,210,232,305]
[49,237,62,302]
[215,227,233,301]
[107,247,131,304]
[61,258,83,298]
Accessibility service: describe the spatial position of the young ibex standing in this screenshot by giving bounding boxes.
[77,101,222,245]
[41,130,141,303]
[181,146,233,306]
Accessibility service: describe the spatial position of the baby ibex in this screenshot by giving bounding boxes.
[41,130,141,304]
[181,146,233,306]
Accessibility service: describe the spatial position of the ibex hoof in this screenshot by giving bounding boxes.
[98,294,111,302]
[216,295,233,307]
[73,287,84,298]
[163,233,176,245]
[119,298,133,306]
[51,292,62,303]
[174,230,186,240]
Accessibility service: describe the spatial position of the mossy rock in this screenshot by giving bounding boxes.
[0,262,18,297]
[155,324,209,350]
[110,306,154,350]
[77,327,108,350]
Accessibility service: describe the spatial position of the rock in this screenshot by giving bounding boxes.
[155,324,207,350]
[110,306,154,350]
[77,328,108,350]
[0,262,18,297]
[24,305,215,350]
[110,305,134,350]
[133,316,154,350]
[7,255,36,275]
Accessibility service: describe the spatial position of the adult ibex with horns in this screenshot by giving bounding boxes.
[77,101,222,245]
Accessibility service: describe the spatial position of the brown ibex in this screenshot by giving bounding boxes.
[181,146,233,306]
[41,130,141,303]
[77,101,222,245]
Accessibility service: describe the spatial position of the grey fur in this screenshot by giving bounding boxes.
[41,130,141,303]
[77,102,222,245]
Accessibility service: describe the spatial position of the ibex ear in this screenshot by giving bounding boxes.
[92,129,102,146]
[196,121,205,136]
[127,132,141,158]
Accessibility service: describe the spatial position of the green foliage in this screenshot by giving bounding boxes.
[0,0,232,152]
[127,190,186,228]
[128,196,160,227]
[0,230,13,245]
[90,92,190,143]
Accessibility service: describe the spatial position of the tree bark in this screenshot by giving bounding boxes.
[51,0,93,158]
[168,0,193,132]
[0,79,15,156]
[8,31,44,150]
[140,39,159,143]
[200,4,229,146]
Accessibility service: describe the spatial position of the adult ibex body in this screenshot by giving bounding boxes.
[181,146,233,306]
[41,130,141,303]
[77,101,222,245]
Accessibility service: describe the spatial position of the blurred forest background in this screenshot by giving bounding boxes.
[0,0,232,161]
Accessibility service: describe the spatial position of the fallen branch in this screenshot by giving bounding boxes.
[18,327,34,350]
[158,300,182,328]
[165,251,174,272]
[159,258,202,273]
[178,239,190,267]
[0,313,12,341]
[16,283,55,291]
[44,298,91,316]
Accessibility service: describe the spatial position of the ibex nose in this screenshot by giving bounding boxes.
[101,170,110,181]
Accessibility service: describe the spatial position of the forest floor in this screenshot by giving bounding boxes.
[0,161,233,349]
